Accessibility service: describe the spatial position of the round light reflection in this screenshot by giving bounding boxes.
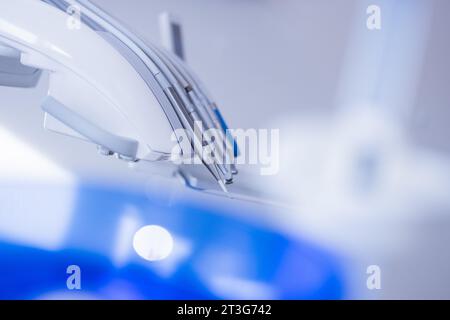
[133,225,174,261]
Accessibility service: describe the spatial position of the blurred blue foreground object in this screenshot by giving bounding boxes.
[0,183,344,300]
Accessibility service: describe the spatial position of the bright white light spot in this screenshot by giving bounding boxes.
[112,206,142,267]
[133,225,174,261]
[0,127,75,250]
[208,276,277,300]
[0,126,73,183]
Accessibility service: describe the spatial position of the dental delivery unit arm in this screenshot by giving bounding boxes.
[0,0,238,192]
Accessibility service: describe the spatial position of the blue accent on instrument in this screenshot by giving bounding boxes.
[214,109,240,157]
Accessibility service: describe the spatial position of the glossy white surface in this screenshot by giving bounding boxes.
[0,0,174,156]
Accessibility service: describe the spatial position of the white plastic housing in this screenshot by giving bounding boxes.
[0,0,175,158]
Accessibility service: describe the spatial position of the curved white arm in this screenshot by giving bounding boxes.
[0,0,239,192]
[0,0,174,159]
